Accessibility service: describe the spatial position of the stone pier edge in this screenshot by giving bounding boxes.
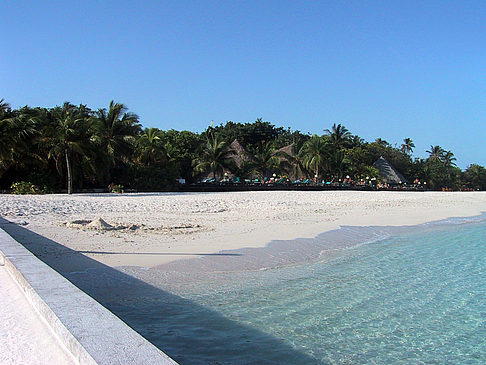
[0,227,177,365]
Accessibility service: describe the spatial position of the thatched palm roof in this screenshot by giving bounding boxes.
[373,156,407,184]
[229,139,252,168]
[274,143,295,164]
[275,143,294,157]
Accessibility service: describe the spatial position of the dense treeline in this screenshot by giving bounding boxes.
[1,98,485,193]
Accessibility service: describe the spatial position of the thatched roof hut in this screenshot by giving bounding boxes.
[229,139,252,168]
[274,143,295,170]
[373,156,407,184]
[275,143,294,160]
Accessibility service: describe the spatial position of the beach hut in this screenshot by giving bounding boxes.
[373,156,407,184]
[229,139,252,169]
[275,143,294,160]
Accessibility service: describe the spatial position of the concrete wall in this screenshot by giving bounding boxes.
[0,227,177,365]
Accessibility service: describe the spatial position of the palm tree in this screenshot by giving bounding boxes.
[42,103,92,194]
[374,138,390,148]
[400,138,415,155]
[442,151,456,167]
[0,101,34,163]
[324,123,351,150]
[8,106,44,171]
[276,140,309,179]
[0,99,11,119]
[136,128,166,167]
[247,141,280,179]
[193,131,234,179]
[330,149,348,178]
[93,101,141,174]
[426,145,445,161]
[299,134,329,179]
[0,99,16,172]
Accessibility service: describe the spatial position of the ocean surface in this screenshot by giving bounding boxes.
[95,217,486,364]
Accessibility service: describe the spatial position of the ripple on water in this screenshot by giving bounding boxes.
[112,217,486,364]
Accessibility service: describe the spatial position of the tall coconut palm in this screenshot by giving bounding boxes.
[136,128,166,167]
[324,123,351,150]
[247,141,280,179]
[193,131,235,179]
[93,101,141,173]
[299,134,329,179]
[442,151,456,167]
[400,138,415,155]
[426,145,445,161]
[42,103,92,194]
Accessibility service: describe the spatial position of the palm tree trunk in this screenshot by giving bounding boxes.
[65,149,73,194]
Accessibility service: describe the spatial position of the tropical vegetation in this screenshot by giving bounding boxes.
[1,98,485,192]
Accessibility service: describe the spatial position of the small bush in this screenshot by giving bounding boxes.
[11,181,46,195]
[108,183,124,194]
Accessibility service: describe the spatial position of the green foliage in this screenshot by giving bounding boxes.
[1,98,485,191]
[11,181,45,194]
[130,165,178,191]
[299,135,330,178]
[246,141,280,178]
[463,164,486,190]
[193,129,235,179]
[324,123,352,150]
[364,140,412,180]
[136,128,166,167]
[421,158,461,190]
[108,183,124,193]
[159,129,202,179]
[211,118,291,150]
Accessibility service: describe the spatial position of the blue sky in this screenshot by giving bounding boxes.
[2,1,485,168]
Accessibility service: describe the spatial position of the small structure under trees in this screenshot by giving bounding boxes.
[373,156,407,185]
[229,139,252,170]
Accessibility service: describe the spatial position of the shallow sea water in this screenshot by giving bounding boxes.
[116,218,486,364]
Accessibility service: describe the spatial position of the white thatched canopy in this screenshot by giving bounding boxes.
[373,156,407,184]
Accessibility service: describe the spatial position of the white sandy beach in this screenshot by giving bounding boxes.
[1,191,486,268]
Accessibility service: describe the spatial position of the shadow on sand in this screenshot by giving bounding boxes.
[0,217,318,365]
[76,250,242,256]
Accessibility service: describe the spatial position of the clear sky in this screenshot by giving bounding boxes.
[2,1,485,168]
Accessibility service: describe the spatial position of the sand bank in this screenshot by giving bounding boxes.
[1,191,485,268]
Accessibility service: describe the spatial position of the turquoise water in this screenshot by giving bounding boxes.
[113,218,486,364]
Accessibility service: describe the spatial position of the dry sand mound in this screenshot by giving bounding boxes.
[65,217,115,231]
[86,217,114,230]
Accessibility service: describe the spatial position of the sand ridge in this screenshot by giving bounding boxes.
[1,191,485,268]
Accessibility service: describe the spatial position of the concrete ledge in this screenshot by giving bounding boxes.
[0,228,177,365]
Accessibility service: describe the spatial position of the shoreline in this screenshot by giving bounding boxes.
[1,191,485,269]
[120,212,486,292]
[2,191,486,363]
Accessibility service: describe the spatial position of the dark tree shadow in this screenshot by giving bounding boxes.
[0,218,319,365]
